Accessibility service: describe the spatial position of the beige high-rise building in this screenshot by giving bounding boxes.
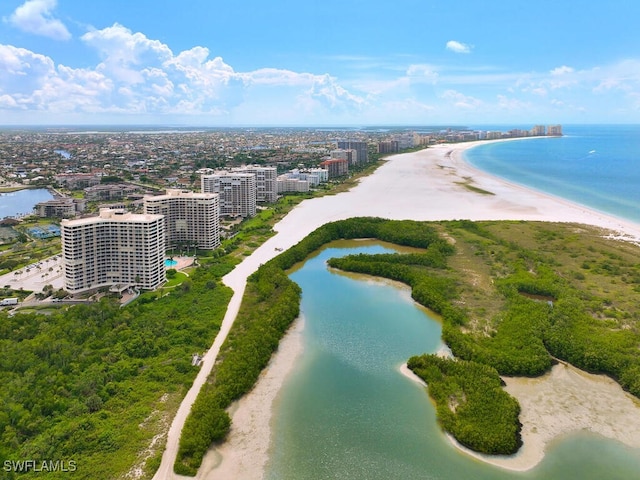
[144,189,220,250]
[61,209,165,294]
[201,172,257,217]
[547,125,563,136]
[531,125,546,136]
[232,166,277,203]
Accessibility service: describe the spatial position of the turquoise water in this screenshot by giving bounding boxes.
[465,125,640,223]
[165,259,177,267]
[265,242,640,480]
[0,188,54,218]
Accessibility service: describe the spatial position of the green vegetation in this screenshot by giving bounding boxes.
[99,175,124,184]
[0,260,232,479]
[0,219,61,273]
[455,177,496,196]
[321,219,640,454]
[174,265,302,475]
[407,355,521,454]
[174,217,445,474]
[6,197,640,473]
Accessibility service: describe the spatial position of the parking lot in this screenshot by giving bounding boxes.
[0,255,65,293]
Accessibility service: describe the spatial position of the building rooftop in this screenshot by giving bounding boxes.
[61,208,164,226]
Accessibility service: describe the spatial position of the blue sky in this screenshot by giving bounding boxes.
[1,0,639,126]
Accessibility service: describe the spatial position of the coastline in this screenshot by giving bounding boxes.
[195,318,305,480]
[158,139,640,479]
[456,138,640,244]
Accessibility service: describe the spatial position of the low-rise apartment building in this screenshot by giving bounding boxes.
[277,176,310,193]
[35,197,86,218]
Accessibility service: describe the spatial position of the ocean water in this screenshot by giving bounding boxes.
[265,242,640,480]
[464,125,640,223]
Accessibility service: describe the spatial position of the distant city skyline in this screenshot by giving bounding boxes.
[1,0,639,126]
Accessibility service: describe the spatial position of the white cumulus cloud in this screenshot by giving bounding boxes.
[305,74,367,111]
[4,0,71,40]
[0,22,367,121]
[550,65,575,76]
[446,40,472,54]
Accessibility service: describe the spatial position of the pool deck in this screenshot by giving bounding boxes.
[166,256,195,271]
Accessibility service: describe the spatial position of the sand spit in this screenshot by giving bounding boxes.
[401,359,640,471]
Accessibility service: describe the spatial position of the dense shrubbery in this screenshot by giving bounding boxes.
[407,354,522,454]
[174,265,302,475]
[0,262,233,479]
[544,296,640,396]
[271,217,449,271]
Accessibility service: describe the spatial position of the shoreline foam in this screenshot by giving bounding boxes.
[157,139,640,479]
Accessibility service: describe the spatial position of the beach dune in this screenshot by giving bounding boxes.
[154,141,640,479]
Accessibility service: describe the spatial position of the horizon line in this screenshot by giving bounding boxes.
[1,122,630,131]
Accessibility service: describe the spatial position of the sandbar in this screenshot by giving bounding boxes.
[156,139,640,479]
[400,360,640,471]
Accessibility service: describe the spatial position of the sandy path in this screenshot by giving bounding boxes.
[152,140,640,479]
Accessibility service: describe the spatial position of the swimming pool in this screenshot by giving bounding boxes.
[165,259,177,267]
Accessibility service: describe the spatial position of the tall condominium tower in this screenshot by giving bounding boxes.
[143,189,220,250]
[547,125,563,136]
[232,166,278,203]
[61,209,165,294]
[336,140,368,163]
[530,125,546,136]
[201,172,257,217]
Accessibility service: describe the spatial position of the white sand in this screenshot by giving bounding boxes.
[195,318,305,480]
[401,360,640,471]
[497,362,640,470]
[154,140,640,479]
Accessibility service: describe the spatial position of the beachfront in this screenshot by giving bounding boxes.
[153,140,640,479]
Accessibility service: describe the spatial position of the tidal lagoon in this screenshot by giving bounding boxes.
[265,242,640,480]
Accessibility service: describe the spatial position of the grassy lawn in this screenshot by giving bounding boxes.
[164,271,188,288]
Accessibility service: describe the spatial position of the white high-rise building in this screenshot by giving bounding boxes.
[276,176,310,193]
[61,209,165,294]
[232,166,277,203]
[144,189,220,250]
[201,173,257,217]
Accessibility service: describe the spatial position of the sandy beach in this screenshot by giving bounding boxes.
[153,140,640,479]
